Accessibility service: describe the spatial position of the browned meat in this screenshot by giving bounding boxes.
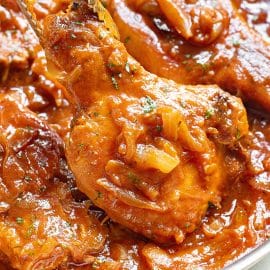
[39,0,248,244]
[0,95,107,269]
[0,0,39,81]
[107,0,270,111]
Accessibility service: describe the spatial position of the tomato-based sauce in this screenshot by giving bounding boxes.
[235,0,270,42]
[0,0,270,269]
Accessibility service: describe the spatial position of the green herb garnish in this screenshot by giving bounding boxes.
[204,109,214,120]
[127,172,140,185]
[107,62,116,69]
[184,222,191,228]
[24,175,32,182]
[236,128,241,140]
[124,36,131,44]
[199,63,210,74]
[26,224,35,237]
[142,96,156,114]
[184,54,192,59]
[16,217,24,225]
[24,126,33,131]
[78,143,85,149]
[95,191,103,200]
[111,76,119,90]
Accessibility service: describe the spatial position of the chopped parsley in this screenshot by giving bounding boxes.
[9,29,18,34]
[95,191,103,200]
[204,109,214,120]
[141,96,156,114]
[39,186,46,192]
[111,76,119,90]
[16,217,24,225]
[24,175,32,182]
[107,62,116,69]
[236,128,241,140]
[66,221,72,227]
[78,143,85,149]
[26,216,37,237]
[24,126,33,131]
[199,63,210,74]
[184,54,192,59]
[184,222,191,228]
[26,224,35,237]
[127,172,140,185]
[124,36,131,44]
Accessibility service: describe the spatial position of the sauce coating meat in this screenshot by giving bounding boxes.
[42,0,248,244]
[0,95,106,269]
[0,0,38,80]
[234,0,270,42]
[107,0,270,111]
[0,0,270,269]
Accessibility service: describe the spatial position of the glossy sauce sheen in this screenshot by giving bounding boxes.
[0,0,270,269]
[108,0,270,111]
[234,0,270,42]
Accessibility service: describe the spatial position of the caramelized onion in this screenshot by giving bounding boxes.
[96,178,166,211]
[133,144,180,173]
